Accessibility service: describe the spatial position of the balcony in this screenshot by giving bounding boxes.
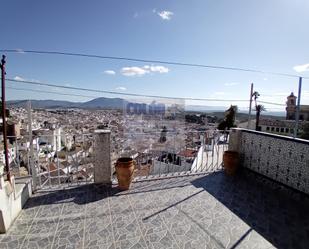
[0,128,309,248]
[1,169,309,249]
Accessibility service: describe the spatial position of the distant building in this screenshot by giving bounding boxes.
[258,119,297,136]
[286,92,309,121]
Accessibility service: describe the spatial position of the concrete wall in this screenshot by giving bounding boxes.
[229,128,309,194]
[0,177,32,233]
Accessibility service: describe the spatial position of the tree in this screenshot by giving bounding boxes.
[252,91,260,104]
[159,126,167,143]
[255,104,266,131]
[218,105,238,130]
[252,91,265,131]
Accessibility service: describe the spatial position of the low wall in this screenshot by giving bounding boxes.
[229,128,309,194]
[0,177,32,233]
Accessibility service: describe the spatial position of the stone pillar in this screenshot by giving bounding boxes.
[94,130,112,185]
[228,128,242,153]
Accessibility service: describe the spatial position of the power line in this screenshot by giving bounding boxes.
[6,79,285,106]
[1,49,307,79]
[7,86,286,111]
[7,86,286,108]
[258,101,285,106]
[6,78,250,102]
[6,86,98,99]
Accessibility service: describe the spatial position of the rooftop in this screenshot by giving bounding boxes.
[1,169,308,249]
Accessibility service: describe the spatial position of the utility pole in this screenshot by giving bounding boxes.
[1,55,11,182]
[247,83,254,129]
[28,100,37,190]
[294,77,302,138]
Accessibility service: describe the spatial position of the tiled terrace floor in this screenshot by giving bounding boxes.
[1,170,309,249]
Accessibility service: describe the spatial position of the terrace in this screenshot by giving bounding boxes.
[0,128,309,249]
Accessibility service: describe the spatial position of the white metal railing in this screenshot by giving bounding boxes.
[115,130,230,181]
[5,129,229,189]
[4,133,95,189]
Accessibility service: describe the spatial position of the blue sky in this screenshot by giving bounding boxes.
[2,0,309,110]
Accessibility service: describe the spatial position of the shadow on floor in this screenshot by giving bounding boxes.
[22,184,109,209]
[23,176,194,209]
[191,169,309,249]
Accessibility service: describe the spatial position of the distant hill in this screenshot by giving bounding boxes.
[80,97,126,109]
[185,105,226,112]
[7,99,81,108]
[7,98,286,117]
[9,98,228,111]
[7,97,125,109]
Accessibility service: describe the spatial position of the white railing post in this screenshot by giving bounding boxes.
[94,130,112,185]
[27,101,37,190]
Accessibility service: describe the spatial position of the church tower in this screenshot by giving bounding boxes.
[286,92,297,120]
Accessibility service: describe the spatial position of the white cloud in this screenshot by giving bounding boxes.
[14,76,25,81]
[104,70,116,75]
[224,82,239,86]
[293,63,309,73]
[121,65,169,76]
[121,67,149,76]
[157,10,174,20]
[149,65,169,73]
[14,76,42,83]
[115,86,127,91]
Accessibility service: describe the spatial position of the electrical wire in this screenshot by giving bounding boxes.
[6,78,250,102]
[6,78,286,106]
[258,101,285,106]
[6,86,98,99]
[1,49,307,79]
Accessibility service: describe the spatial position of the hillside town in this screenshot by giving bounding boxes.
[0,101,218,186]
[1,92,309,187]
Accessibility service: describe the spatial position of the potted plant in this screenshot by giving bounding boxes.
[223,151,240,175]
[115,157,135,190]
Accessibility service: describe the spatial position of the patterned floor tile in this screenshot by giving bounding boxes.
[61,203,86,216]
[84,218,113,247]
[6,219,32,235]
[115,236,147,249]
[109,196,134,216]
[144,230,179,249]
[28,217,59,235]
[0,235,26,249]
[135,209,168,236]
[56,214,85,233]
[53,228,84,249]
[18,205,41,220]
[112,215,142,241]
[85,199,110,219]
[87,241,115,249]
[1,170,309,249]
[35,203,64,218]
[22,233,54,249]
[128,193,156,211]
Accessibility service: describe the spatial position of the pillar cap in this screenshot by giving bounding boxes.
[94,129,111,134]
